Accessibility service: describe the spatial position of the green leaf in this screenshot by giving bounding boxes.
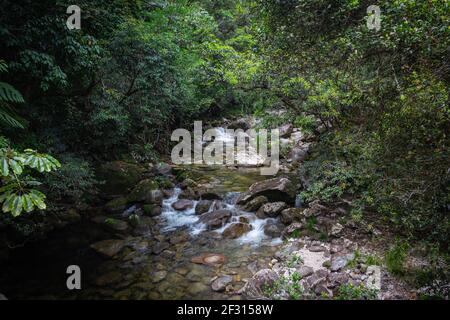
[11,195,23,217]
[2,193,15,213]
[9,159,23,175]
[22,194,34,213]
[0,158,9,176]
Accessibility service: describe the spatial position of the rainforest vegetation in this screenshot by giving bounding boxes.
[0,0,448,300]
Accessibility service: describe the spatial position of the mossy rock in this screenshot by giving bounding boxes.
[105,197,128,213]
[127,179,163,204]
[97,161,145,196]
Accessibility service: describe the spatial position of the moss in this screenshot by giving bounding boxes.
[97,161,144,195]
[127,179,160,203]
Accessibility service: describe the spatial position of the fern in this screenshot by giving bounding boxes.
[0,60,26,129]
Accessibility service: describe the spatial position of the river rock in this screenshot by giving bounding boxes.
[237,177,296,205]
[127,179,163,205]
[104,218,129,232]
[97,161,144,196]
[200,191,222,200]
[95,271,122,286]
[241,195,268,212]
[143,204,162,216]
[222,223,252,239]
[241,269,279,299]
[172,199,194,211]
[152,241,170,254]
[211,275,233,292]
[264,223,282,238]
[91,239,126,258]
[179,187,199,200]
[105,197,128,213]
[199,209,232,229]
[195,200,213,215]
[228,118,251,130]
[191,253,226,267]
[280,208,305,225]
[151,270,167,283]
[256,202,287,218]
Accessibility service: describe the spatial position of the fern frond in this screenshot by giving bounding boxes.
[0,60,7,73]
[0,82,25,103]
[0,104,26,129]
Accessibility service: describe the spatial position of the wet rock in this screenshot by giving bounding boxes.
[237,177,297,206]
[152,242,170,254]
[188,282,209,295]
[241,195,268,212]
[195,200,213,215]
[330,223,344,237]
[151,270,167,283]
[223,223,252,239]
[179,187,199,200]
[264,223,282,238]
[95,271,122,286]
[280,208,305,225]
[241,269,279,299]
[97,161,144,196]
[180,178,197,189]
[256,202,287,218]
[199,209,232,229]
[91,239,126,258]
[104,218,129,232]
[105,197,128,213]
[330,253,355,272]
[172,199,194,211]
[211,275,233,292]
[228,118,251,130]
[143,204,162,217]
[200,191,222,200]
[239,216,250,224]
[127,179,163,205]
[191,253,226,267]
[279,124,293,138]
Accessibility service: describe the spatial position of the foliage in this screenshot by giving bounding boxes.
[334,284,379,300]
[0,147,60,216]
[385,241,409,276]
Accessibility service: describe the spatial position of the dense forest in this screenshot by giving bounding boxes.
[0,0,448,300]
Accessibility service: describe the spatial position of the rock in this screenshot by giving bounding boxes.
[155,162,172,175]
[280,208,305,225]
[328,272,349,288]
[281,222,303,239]
[287,146,309,163]
[241,269,279,299]
[239,216,250,223]
[61,208,81,223]
[188,282,209,295]
[241,196,268,212]
[179,187,199,200]
[200,191,222,200]
[191,253,226,267]
[279,124,293,138]
[237,177,297,206]
[306,269,328,289]
[151,271,167,283]
[180,178,197,189]
[296,266,314,278]
[104,218,129,232]
[97,161,144,195]
[303,200,327,217]
[309,245,326,252]
[330,253,355,272]
[172,199,194,211]
[105,197,128,213]
[95,271,122,286]
[228,118,251,130]
[366,266,381,292]
[143,204,162,217]
[222,223,252,239]
[91,239,126,258]
[330,223,344,236]
[264,223,282,238]
[195,200,213,215]
[256,202,287,218]
[152,242,169,254]
[198,209,232,229]
[211,275,233,292]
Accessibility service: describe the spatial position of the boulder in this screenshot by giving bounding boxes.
[91,239,126,258]
[280,208,305,225]
[256,202,287,218]
[211,275,233,292]
[198,209,232,229]
[179,187,199,200]
[143,204,162,217]
[222,223,252,239]
[104,218,129,232]
[303,200,327,217]
[330,253,355,272]
[200,191,222,200]
[172,199,194,211]
[241,196,268,212]
[282,222,303,239]
[155,162,172,175]
[241,269,279,299]
[228,118,251,130]
[195,200,213,215]
[127,179,163,205]
[237,177,297,206]
[330,223,344,237]
[287,146,308,163]
[97,161,144,195]
[105,197,128,213]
